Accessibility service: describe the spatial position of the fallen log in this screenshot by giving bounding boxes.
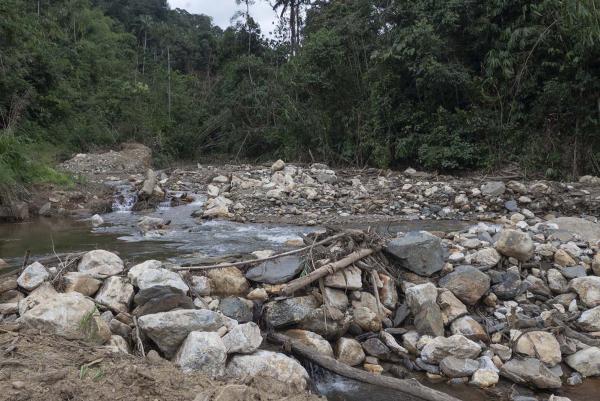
[268,332,461,401]
[171,232,350,271]
[280,248,377,296]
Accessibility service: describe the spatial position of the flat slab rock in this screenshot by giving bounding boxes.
[245,256,303,284]
[385,231,444,276]
[225,350,310,392]
[138,309,237,358]
[500,358,562,389]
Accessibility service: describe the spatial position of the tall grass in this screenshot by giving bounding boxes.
[0,132,72,204]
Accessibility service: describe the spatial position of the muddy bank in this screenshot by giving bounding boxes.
[0,330,320,401]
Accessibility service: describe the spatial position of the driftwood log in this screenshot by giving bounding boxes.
[268,332,462,401]
[280,248,377,296]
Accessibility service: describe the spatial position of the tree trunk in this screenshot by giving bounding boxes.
[167,46,171,122]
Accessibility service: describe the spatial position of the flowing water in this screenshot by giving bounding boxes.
[1,187,597,400]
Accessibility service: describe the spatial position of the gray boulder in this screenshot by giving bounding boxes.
[245,256,303,284]
[78,250,124,278]
[420,335,482,364]
[222,322,263,354]
[127,260,189,294]
[548,217,600,242]
[405,283,444,337]
[264,295,319,328]
[440,356,479,378]
[138,309,236,358]
[481,181,506,197]
[17,262,50,291]
[439,265,490,305]
[565,347,600,377]
[95,276,134,313]
[385,231,444,276]
[495,229,534,261]
[500,358,562,389]
[226,350,309,392]
[18,292,111,344]
[218,297,254,323]
[174,331,227,377]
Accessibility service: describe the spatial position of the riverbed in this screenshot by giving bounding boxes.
[1,197,598,401]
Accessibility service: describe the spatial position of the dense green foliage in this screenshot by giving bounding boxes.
[1,0,599,187]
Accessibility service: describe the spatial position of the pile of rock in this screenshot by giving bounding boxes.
[163,161,600,226]
[3,214,600,400]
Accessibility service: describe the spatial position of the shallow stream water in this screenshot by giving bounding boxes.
[0,190,597,400]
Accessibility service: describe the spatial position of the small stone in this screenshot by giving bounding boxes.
[514,331,561,367]
[364,363,384,375]
[385,231,444,276]
[470,369,499,388]
[450,316,488,342]
[174,331,227,377]
[500,358,562,389]
[421,335,482,364]
[569,276,600,308]
[206,267,249,296]
[246,288,268,302]
[271,159,285,172]
[555,249,577,267]
[577,305,600,332]
[95,276,134,314]
[285,329,334,357]
[324,265,362,290]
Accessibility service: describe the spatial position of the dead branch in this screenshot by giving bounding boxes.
[280,248,378,296]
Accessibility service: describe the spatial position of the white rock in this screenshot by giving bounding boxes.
[95,276,134,313]
[175,331,227,376]
[17,262,50,291]
[420,335,482,364]
[226,350,309,392]
[138,309,236,358]
[222,322,262,354]
[514,331,562,366]
[127,260,189,294]
[285,329,334,357]
[569,276,600,308]
[324,265,362,290]
[106,335,130,354]
[78,250,124,278]
[565,347,600,377]
[18,292,110,344]
[91,214,104,227]
[190,276,211,296]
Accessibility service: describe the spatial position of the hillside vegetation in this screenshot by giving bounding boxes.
[1,0,599,193]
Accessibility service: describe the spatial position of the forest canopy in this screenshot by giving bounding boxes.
[1,0,599,184]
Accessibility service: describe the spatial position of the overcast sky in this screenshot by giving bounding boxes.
[168,0,278,35]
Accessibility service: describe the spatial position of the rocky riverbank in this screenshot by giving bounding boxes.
[2,211,600,400]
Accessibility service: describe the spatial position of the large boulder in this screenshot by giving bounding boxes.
[17,262,50,291]
[577,305,600,332]
[481,181,506,197]
[138,309,236,357]
[127,260,189,294]
[63,272,102,296]
[78,250,124,278]
[206,267,249,296]
[548,217,600,243]
[285,329,334,357]
[132,286,194,316]
[18,292,110,344]
[420,335,482,364]
[226,350,309,392]
[500,358,562,389]
[495,230,534,261]
[335,337,365,366]
[218,297,254,323]
[95,276,134,313]
[514,331,561,367]
[385,231,444,276]
[245,256,303,284]
[450,316,488,342]
[222,322,262,354]
[18,282,57,315]
[439,356,479,378]
[565,347,600,377]
[439,266,490,305]
[174,331,227,377]
[264,295,319,328]
[569,276,600,308]
[405,283,444,337]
